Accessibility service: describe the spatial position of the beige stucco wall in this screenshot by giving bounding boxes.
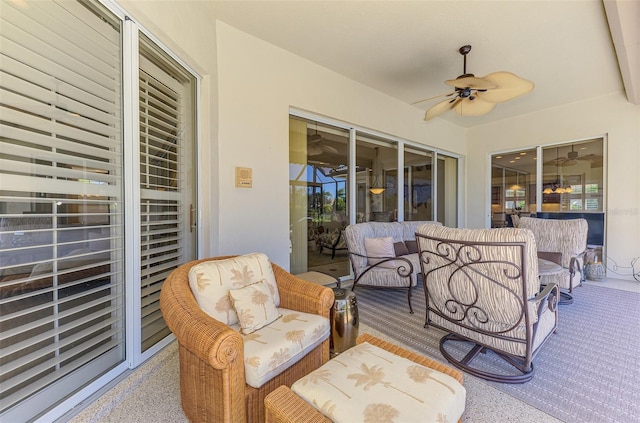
[215,22,465,267]
[116,1,466,269]
[467,92,640,280]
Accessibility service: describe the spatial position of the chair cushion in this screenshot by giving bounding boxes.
[404,240,418,254]
[364,237,396,268]
[538,258,564,276]
[229,280,281,334]
[238,308,330,388]
[393,241,409,257]
[291,342,466,423]
[188,253,280,326]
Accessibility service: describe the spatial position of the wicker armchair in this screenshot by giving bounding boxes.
[416,225,559,383]
[160,256,334,423]
[518,216,588,304]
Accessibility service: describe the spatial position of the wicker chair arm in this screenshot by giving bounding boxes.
[160,265,243,370]
[272,264,334,317]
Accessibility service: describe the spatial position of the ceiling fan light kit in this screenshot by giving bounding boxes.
[417,45,534,121]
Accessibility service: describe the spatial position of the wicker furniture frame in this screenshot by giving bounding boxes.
[263,333,464,423]
[416,225,559,383]
[160,256,334,423]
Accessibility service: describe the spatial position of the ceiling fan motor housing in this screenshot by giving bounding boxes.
[568,150,579,159]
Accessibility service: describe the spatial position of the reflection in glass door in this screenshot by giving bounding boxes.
[289,117,350,279]
[355,135,398,223]
[290,114,462,280]
[438,154,459,227]
[403,148,433,221]
[491,149,537,227]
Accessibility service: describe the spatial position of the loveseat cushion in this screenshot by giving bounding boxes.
[237,308,330,388]
[188,253,280,326]
[404,240,418,254]
[393,241,410,256]
[364,237,396,268]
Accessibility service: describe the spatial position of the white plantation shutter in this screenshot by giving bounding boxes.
[138,43,195,352]
[0,0,125,420]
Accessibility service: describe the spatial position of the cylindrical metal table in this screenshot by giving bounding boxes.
[330,288,358,357]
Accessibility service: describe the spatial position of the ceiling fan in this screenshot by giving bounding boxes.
[414,45,535,121]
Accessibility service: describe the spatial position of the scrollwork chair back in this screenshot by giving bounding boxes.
[416,225,559,383]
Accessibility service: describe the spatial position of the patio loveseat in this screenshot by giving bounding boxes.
[344,220,441,313]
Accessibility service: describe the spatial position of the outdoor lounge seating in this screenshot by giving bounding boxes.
[344,220,441,313]
[518,216,588,304]
[160,254,334,423]
[316,227,348,258]
[416,225,559,383]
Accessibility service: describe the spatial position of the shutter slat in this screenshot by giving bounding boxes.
[0,158,119,185]
[1,90,118,138]
[0,55,118,114]
[0,35,116,102]
[0,124,120,163]
[1,71,117,126]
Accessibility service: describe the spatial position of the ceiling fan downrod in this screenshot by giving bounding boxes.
[459,45,473,78]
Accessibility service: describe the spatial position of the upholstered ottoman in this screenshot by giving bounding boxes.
[264,333,465,423]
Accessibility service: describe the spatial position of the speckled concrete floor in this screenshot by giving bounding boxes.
[67,278,638,423]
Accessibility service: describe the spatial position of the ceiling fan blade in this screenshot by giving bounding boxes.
[308,145,322,156]
[475,71,534,103]
[454,97,496,117]
[424,98,461,121]
[577,154,602,161]
[445,75,496,90]
[322,145,339,154]
[412,91,455,105]
[544,158,564,165]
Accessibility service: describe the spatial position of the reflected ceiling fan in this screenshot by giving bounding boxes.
[545,145,603,167]
[414,45,534,121]
[306,126,339,156]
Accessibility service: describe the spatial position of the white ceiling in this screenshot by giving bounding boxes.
[207,0,639,128]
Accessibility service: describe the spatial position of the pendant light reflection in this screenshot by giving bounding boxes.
[543,147,573,194]
[369,147,385,194]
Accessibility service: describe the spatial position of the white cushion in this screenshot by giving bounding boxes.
[238,308,330,388]
[229,280,281,334]
[292,342,466,423]
[364,237,396,268]
[188,253,279,325]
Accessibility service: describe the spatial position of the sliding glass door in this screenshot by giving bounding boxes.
[0,2,125,420]
[490,148,537,227]
[355,134,398,223]
[489,138,605,259]
[437,154,459,227]
[289,117,350,278]
[289,114,460,280]
[403,147,434,221]
[0,1,199,419]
